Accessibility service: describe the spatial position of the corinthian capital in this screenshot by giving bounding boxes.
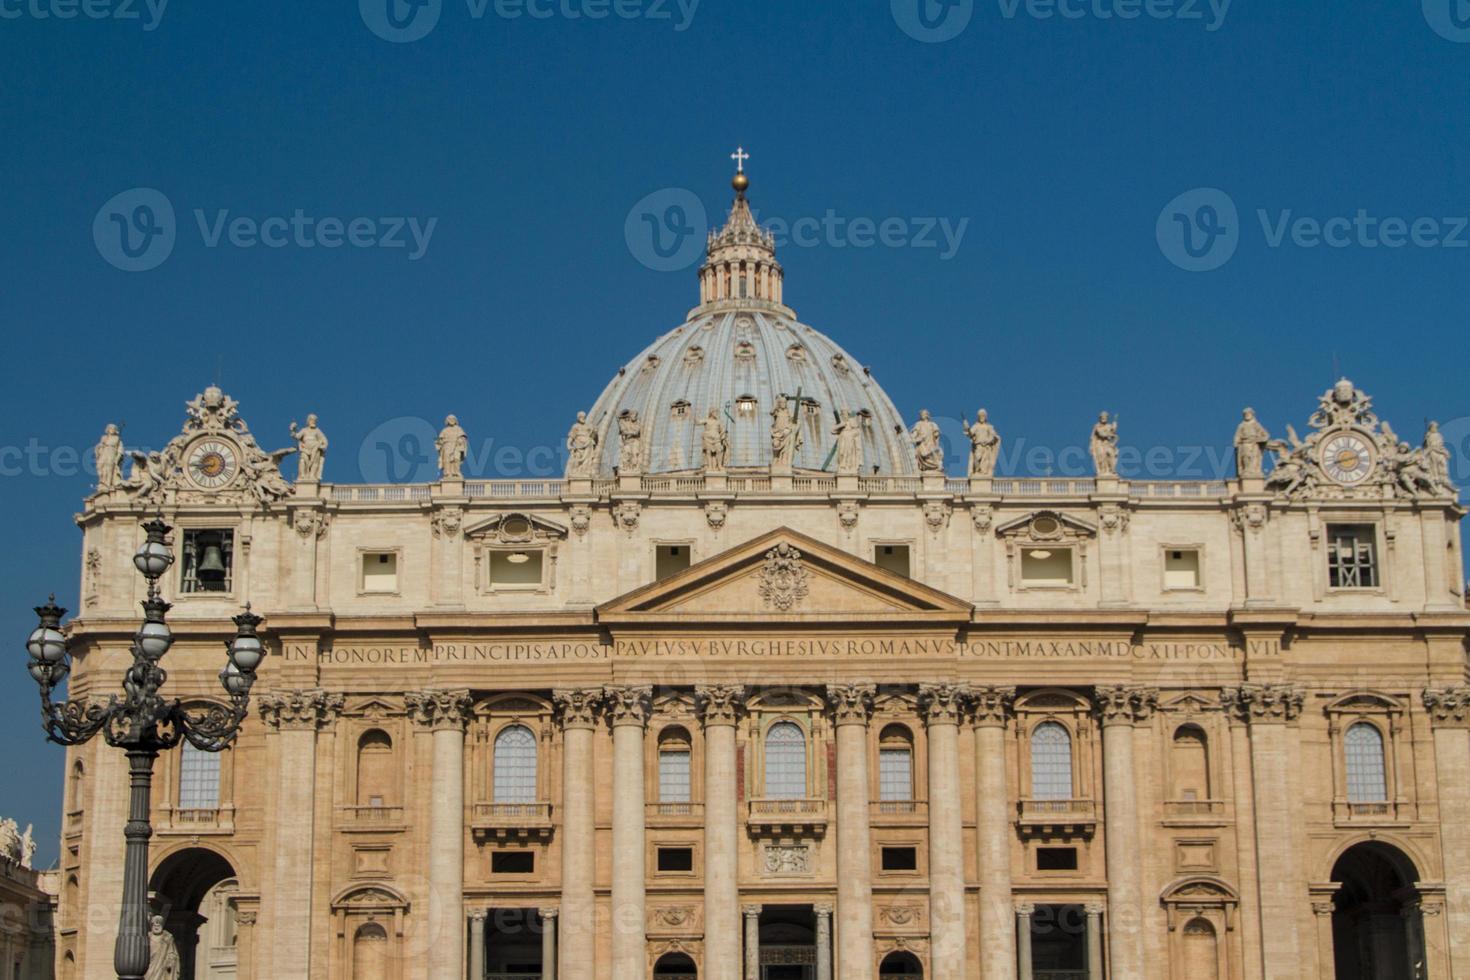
[918,683,968,726]
[1423,687,1470,728]
[695,685,748,727]
[553,688,604,730]
[404,689,473,731]
[1095,686,1160,726]
[968,686,1016,728]
[603,686,653,727]
[1221,684,1305,724]
[258,689,345,731]
[825,683,876,726]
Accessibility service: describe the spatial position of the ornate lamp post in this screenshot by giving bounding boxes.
[25,518,262,980]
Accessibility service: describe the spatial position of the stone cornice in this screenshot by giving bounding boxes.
[1422,687,1470,728]
[969,686,1017,728]
[825,683,876,726]
[553,688,604,730]
[918,683,968,726]
[1095,686,1160,726]
[695,685,748,727]
[603,686,653,727]
[1221,684,1305,724]
[258,689,345,731]
[404,689,472,731]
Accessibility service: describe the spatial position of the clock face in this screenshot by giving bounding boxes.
[1320,431,1376,486]
[186,438,239,489]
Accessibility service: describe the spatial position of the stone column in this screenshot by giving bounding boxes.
[1085,904,1104,980]
[606,686,652,980]
[1096,686,1157,980]
[1016,905,1034,980]
[540,908,559,980]
[919,684,968,979]
[258,690,343,980]
[971,687,1018,980]
[696,686,748,980]
[554,689,604,980]
[743,905,762,980]
[1223,685,1307,980]
[469,909,486,980]
[233,907,258,980]
[827,684,876,980]
[407,690,472,980]
[1310,900,1335,978]
[1423,688,1470,973]
[432,506,466,607]
[814,903,833,980]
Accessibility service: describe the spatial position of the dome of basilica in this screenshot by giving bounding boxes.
[578,168,917,478]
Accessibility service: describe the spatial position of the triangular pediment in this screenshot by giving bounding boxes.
[597,528,973,625]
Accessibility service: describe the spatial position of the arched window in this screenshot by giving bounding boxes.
[658,728,692,804]
[351,923,388,980]
[1182,918,1220,980]
[1170,726,1211,801]
[179,742,221,810]
[1030,722,1073,801]
[878,724,914,802]
[764,722,807,799]
[1345,723,1388,802]
[356,730,395,807]
[69,761,85,813]
[493,725,538,803]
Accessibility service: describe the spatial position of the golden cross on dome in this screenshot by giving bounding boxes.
[730,146,750,174]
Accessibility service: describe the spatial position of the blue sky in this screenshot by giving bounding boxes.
[2,0,1468,865]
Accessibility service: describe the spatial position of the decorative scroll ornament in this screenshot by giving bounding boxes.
[603,686,652,727]
[553,688,604,729]
[758,542,810,611]
[1095,686,1159,725]
[923,500,951,531]
[695,685,748,726]
[837,500,860,530]
[918,683,968,725]
[762,843,811,875]
[1266,379,1456,500]
[404,689,472,730]
[1423,688,1470,727]
[705,500,729,530]
[258,689,345,731]
[826,683,875,725]
[1220,684,1305,723]
[292,509,329,540]
[432,507,464,539]
[969,686,1017,727]
[613,500,642,532]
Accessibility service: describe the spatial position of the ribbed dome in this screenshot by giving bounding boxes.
[580,309,916,477]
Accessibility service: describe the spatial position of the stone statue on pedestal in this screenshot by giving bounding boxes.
[145,916,180,980]
[770,397,802,471]
[617,411,643,476]
[1425,421,1454,489]
[436,415,468,480]
[833,410,863,475]
[290,414,329,482]
[1234,408,1270,479]
[910,409,944,473]
[566,412,598,479]
[699,409,729,472]
[1090,411,1119,478]
[94,424,124,492]
[964,409,1000,477]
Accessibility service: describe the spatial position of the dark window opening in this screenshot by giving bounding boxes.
[1037,847,1079,871]
[491,851,535,874]
[881,846,918,872]
[657,847,694,873]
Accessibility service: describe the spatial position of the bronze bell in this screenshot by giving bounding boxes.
[196,534,227,582]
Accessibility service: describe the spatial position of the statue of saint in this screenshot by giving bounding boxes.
[832,410,864,475]
[1425,421,1453,489]
[95,424,124,492]
[19,824,35,869]
[963,409,1001,477]
[566,412,598,479]
[699,409,729,472]
[1233,408,1270,479]
[617,411,643,476]
[436,415,468,480]
[144,915,180,980]
[910,410,944,473]
[290,414,329,482]
[770,397,803,471]
[1090,411,1119,478]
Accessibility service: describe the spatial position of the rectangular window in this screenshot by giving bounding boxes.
[490,851,535,874]
[656,545,692,580]
[178,743,220,809]
[1164,549,1202,590]
[180,530,234,594]
[874,545,911,577]
[1021,548,1074,587]
[1037,847,1079,871]
[489,549,544,588]
[656,847,694,873]
[880,847,918,872]
[361,552,398,593]
[878,748,913,802]
[659,750,692,803]
[1328,525,1379,589]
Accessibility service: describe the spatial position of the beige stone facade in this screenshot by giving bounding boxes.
[0,821,56,980]
[54,174,1470,980]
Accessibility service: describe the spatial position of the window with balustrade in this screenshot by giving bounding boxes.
[1345,723,1388,803]
[1030,722,1074,801]
[493,725,538,803]
[178,742,220,810]
[1326,693,1405,823]
[764,721,807,799]
[658,728,692,804]
[878,724,914,802]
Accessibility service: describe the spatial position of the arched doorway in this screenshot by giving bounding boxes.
[879,951,923,977]
[1330,841,1424,980]
[148,847,238,980]
[653,952,697,978]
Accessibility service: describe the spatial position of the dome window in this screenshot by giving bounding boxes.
[683,346,705,367]
[734,341,756,363]
[735,395,759,416]
[801,399,822,418]
[670,400,691,420]
[643,355,662,372]
[857,409,874,429]
[786,344,807,364]
[831,354,851,375]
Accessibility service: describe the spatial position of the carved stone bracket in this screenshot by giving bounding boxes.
[918,683,968,726]
[291,509,330,540]
[603,686,653,728]
[1099,505,1131,535]
[825,683,876,726]
[553,688,604,730]
[568,505,592,537]
[1095,686,1160,726]
[695,685,748,727]
[258,689,345,731]
[1221,684,1305,724]
[612,499,642,532]
[431,507,464,539]
[969,686,1017,728]
[404,689,473,732]
[704,500,729,530]
[836,499,861,531]
[971,505,994,532]
[1423,688,1470,728]
[923,500,951,532]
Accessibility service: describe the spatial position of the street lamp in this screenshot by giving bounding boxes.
[25,517,262,980]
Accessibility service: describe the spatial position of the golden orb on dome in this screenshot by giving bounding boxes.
[732,172,750,194]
